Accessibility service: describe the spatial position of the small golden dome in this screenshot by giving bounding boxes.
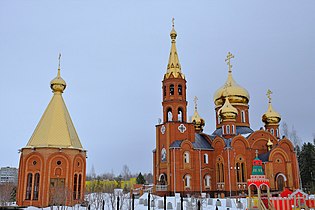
[262,102,281,125]
[50,68,66,93]
[214,72,250,107]
[267,138,273,146]
[191,110,205,132]
[170,18,177,40]
[219,97,238,121]
[191,96,205,132]
[262,89,281,125]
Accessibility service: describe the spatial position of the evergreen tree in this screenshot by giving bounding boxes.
[136,173,146,184]
[298,142,315,193]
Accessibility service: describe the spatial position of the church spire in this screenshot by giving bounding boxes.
[165,18,184,79]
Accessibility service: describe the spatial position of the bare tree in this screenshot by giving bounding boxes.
[0,182,15,206]
[121,165,131,180]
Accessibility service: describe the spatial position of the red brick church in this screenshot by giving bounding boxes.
[153,23,300,197]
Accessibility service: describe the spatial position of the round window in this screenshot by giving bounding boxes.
[57,160,62,165]
[33,161,37,165]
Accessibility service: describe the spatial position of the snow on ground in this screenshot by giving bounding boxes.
[22,194,247,210]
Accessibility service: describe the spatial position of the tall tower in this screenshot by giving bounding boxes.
[153,20,196,195]
[17,57,86,207]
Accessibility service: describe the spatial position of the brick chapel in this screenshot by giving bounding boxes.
[153,22,300,197]
[17,60,86,207]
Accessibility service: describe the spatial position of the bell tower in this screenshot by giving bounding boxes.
[162,18,187,123]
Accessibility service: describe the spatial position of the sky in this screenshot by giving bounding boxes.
[0,0,314,176]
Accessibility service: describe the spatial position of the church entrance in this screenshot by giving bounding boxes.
[276,174,286,191]
[49,178,67,206]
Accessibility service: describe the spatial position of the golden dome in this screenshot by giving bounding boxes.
[262,89,281,125]
[214,72,250,106]
[267,138,273,146]
[191,96,205,132]
[50,67,66,93]
[219,97,238,121]
[214,52,249,107]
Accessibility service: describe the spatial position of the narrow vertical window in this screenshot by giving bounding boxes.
[222,125,225,135]
[167,108,173,121]
[184,152,190,163]
[170,84,174,95]
[276,129,280,138]
[184,175,191,187]
[178,108,183,122]
[220,163,225,182]
[241,163,246,182]
[232,125,235,134]
[241,111,246,123]
[270,128,274,135]
[217,163,221,182]
[226,125,230,134]
[33,173,40,200]
[178,85,182,95]
[26,173,33,200]
[73,174,78,200]
[205,175,211,187]
[78,174,82,199]
[204,154,208,164]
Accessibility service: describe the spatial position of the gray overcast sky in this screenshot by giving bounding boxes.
[1,1,314,175]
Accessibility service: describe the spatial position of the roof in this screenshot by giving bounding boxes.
[25,93,83,149]
[212,126,254,136]
[169,133,213,150]
[258,151,271,162]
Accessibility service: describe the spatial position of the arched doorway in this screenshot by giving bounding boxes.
[276,173,286,191]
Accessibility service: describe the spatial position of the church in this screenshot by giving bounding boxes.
[16,59,86,207]
[152,22,300,197]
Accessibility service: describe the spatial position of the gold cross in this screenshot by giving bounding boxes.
[266,89,272,103]
[194,96,198,110]
[172,18,175,28]
[225,52,234,73]
[255,149,258,158]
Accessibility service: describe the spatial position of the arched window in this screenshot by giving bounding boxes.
[159,174,167,185]
[276,129,280,138]
[204,175,211,188]
[222,125,225,135]
[170,84,174,95]
[26,173,33,200]
[78,174,82,199]
[270,128,274,135]
[226,125,230,134]
[33,173,40,200]
[204,154,208,164]
[167,108,173,121]
[184,152,190,163]
[184,174,191,187]
[232,125,235,134]
[236,156,246,182]
[241,111,246,123]
[178,108,183,122]
[216,157,225,183]
[73,174,78,200]
[161,148,167,162]
[178,85,182,95]
[276,173,286,191]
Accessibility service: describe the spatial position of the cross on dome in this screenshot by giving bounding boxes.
[266,89,273,103]
[194,96,198,111]
[225,52,234,73]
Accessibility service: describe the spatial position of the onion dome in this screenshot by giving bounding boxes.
[262,89,281,125]
[191,96,205,132]
[214,52,250,107]
[218,97,238,121]
[267,138,273,151]
[164,18,185,79]
[50,54,66,93]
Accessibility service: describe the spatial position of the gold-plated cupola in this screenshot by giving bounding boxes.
[219,97,238,121]
[50,54,66,93]
[214,52,249,107]
[191,96,205,132]
[262,89,281,125]
[164,18,185,79]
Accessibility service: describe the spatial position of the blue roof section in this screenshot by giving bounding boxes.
[169,133,214,150]
[258,151,271,162]
[169,140,182,148]
[193,133,214,150]
[212,126,254,136]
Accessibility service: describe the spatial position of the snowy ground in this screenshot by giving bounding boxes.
[24,193,247,210]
